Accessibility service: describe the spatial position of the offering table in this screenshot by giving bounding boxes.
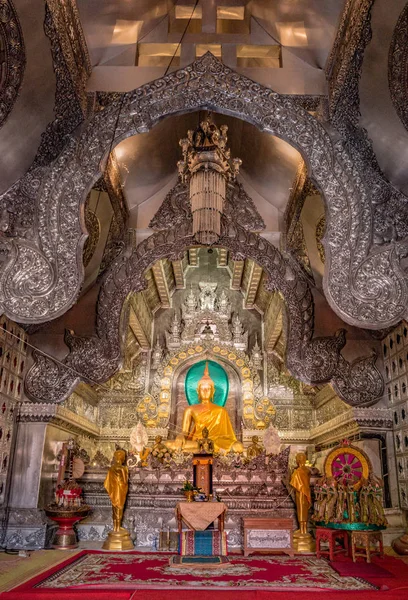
[176,501,226,532]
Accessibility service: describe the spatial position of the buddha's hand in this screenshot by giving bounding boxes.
[232,441,244,453]
[174,434,185,448]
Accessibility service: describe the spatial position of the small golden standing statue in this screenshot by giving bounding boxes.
[290,452,315,552]
[102,449,134,550]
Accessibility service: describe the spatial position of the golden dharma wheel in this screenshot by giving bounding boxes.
[324,443,371,491]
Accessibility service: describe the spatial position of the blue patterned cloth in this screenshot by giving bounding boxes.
[179,530,227,555]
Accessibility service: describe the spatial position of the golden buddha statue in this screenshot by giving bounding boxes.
[102,449,133,550]
[174,362,243,453]
[290,452,314,552]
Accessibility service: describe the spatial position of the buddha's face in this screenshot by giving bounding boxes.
[114,450,126,465]
[198,381,214,403]
[296,452,307,467]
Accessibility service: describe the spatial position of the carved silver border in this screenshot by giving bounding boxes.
[389,3,408,133]
[0,3,87,243]
[0,53,406,330]
[0,0,26,129]
[326,0,408,244]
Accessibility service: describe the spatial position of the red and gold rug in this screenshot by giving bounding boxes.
[1,551,378,596]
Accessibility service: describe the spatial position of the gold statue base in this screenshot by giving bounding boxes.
[293,531,315,553]
[102,527,134,551]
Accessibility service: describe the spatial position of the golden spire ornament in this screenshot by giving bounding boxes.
[199,361,213,385]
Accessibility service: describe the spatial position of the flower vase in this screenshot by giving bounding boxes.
[184,490,194,502]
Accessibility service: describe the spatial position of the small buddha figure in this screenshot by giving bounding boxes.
[290,452,314,552]
[246,435,264,460]
[198,427,214,454]
[175,362,243,453]
[102,449,133,550]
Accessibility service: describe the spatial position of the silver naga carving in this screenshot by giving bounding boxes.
[25,217,384,408]
[326,0,408,244]
[0,53,406,328]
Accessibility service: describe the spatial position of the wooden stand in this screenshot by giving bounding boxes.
[193,453,213,497]
[351,530,384,563]
[243,518,294,557]
[316,527,349,560]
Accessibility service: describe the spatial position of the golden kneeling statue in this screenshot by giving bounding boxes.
[246,435,264,460]
[102,449,134,550]
[290,452,314,553]
[170,362,243,453]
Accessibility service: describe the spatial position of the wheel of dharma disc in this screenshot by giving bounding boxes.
[324,444,371,490]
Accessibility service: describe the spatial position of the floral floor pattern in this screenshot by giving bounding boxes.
[21,552,378,591]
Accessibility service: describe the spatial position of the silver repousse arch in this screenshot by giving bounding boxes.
[0,53,406,329]
[25,216,384,408]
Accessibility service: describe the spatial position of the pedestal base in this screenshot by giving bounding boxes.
[293,532,315,553]
[102,527,134,551]
[392,532,408,555]
[45,507,90,550]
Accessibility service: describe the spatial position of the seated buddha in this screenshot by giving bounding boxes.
[246,435,264,461]
[172,362,243,453]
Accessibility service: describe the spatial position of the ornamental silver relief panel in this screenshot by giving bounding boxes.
[0,53,406,329]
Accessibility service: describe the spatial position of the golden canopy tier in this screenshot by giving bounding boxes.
[169,362,243,453]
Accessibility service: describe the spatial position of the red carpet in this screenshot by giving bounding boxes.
[330,560,395,578]
[1,551,407,600]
